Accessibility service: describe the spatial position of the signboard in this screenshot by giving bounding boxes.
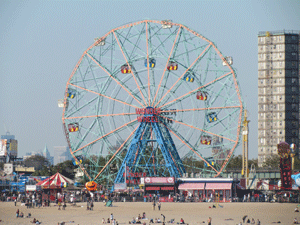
[26,185,40,191]
[114,183,127,190]
[145,186,174,191]
[0,139,7,156]
[144,177,174,184]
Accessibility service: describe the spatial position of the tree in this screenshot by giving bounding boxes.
[261,154,280,169]
[24,155,49,171]
[226,155,243,169]
[53,160,76,179]
[248,158,258,169]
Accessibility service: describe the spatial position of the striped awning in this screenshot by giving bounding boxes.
[205,183,232,190]
[178,183,205,190]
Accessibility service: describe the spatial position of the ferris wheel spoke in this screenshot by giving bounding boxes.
[164,124,218,173]
[69,83,139,109]
[160,115,236,143]
[160,71,232,109]
[64,112,136,120]
[145,22,151,106]
[93,125,138,180]
[86,53,145,107]
[113,31,148,105]
[73,118,138,154]
[161,106,241,114]
[154,43,212,108]
[152,26,182,106]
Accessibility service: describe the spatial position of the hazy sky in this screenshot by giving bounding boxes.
[1,0,300,160]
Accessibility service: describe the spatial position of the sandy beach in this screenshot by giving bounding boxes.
[0,201,298,225]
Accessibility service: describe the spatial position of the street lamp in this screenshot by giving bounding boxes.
[290,144,297,172]
[48,165,51,206]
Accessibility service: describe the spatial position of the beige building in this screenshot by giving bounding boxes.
[258,31,300,167]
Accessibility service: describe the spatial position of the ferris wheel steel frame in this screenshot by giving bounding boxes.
[62,19,244,186]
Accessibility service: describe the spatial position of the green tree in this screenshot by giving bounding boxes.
[24,155,49,171]
[31,165,54,176]
[261,154,280,169]
[226,155,242,169]
[53,160,76,179]
[248,158,258,169]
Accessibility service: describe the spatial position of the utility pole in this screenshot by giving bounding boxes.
[242,110,250,188]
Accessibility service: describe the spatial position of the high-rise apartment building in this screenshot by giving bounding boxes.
[258,31,300,167]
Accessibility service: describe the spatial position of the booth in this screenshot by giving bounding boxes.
[142,177,175,201]
[177,178,236,202]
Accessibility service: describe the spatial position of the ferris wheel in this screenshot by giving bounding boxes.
[62,20,244,186]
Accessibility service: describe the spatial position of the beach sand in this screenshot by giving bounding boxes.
[0,201,298,225]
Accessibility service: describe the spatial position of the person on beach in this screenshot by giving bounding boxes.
[102,218,106,224]
[295,207,299,212]
[58,201,61,210]
[180,218,185,224]
[207,217,212,225]
[90,201,94,210]
[251,218,255,224]
[63,201,66,210]
[142,212,146,219]
[158,201,161,211]
[152,201,156,210]
[16,209,19,218]
[257,219,261,225]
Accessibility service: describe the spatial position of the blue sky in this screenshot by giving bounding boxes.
[1,0,300,160]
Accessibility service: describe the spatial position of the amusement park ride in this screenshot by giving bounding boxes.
[61,20,244,188]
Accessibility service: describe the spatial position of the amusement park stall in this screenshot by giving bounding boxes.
[142,177,175,201]
[177,178,238,202]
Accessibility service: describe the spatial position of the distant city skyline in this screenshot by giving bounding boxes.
[1,1,300,160]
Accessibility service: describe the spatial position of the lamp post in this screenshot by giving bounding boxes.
[290,144,297,172]
[48,165,51,206]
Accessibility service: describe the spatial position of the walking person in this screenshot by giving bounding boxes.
[152,201,156,210]
[90,200,94,210]
[207,217,212,225]
[158,201,161,211]
[110,213,114,222]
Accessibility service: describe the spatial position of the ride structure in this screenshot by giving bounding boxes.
[62,20,244,187]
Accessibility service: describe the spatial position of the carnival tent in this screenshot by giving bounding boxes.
[36,172,74,189]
